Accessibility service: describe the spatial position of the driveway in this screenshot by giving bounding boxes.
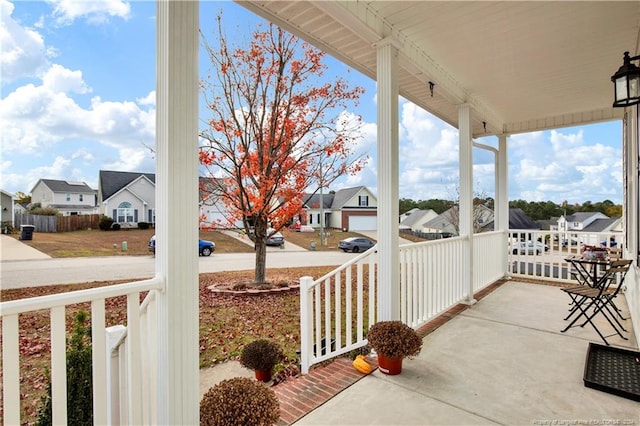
[219,229,307,252]
[0,234,51,261]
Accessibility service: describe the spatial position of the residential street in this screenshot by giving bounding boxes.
[0,247,356,289]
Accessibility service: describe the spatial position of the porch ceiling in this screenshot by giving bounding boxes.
[237,1,640,137]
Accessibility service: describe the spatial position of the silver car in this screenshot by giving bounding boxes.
[338,237,375,253]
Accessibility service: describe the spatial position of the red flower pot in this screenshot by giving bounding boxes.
[377,354,403,375]
[254,369,272,382]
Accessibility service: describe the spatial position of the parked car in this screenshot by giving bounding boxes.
[338,237,375,253]
[511,240,549,255]
[266,229,285,246]
[148,235,216,256]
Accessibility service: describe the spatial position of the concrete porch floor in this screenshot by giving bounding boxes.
[294,280,639,425]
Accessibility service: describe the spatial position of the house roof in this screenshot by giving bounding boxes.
[581,217,621,233]
[303,193,334,209]
[331,186,371,209]
[400,209,436,228]
[564,212,604,223]
[99,171,155,201]
[303,186,374,210]
[32,179,95,194]
[422,208,456,230]
[1,189,15,198]
[510,208,540,230]
[49,204,96,210]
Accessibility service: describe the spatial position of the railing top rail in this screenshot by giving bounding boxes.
[306,245,377,289]
[1,276,164,316]
[399,235,467,250]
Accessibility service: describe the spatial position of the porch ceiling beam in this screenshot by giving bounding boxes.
[504,108,624,135]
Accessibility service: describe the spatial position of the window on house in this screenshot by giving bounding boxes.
[117,202,134,223]
[148,209,156,223]
[359,195,368,207]
[66,193,71,201]
[79,194,83,202]
[309,214,313,224]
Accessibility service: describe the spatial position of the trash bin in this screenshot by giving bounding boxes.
[20,225,35,240]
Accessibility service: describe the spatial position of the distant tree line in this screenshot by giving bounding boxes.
[400,197,622,221]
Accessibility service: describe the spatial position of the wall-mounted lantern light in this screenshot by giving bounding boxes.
[611,51,640,108]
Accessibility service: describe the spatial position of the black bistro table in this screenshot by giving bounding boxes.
[565,255,612,288]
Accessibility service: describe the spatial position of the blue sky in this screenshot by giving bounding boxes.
[1,0,623,205]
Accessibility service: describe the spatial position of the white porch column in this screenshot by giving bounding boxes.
[497,134,509,277]
[459,104,476,304]
[156,1,200,424]
[375,37,401,321]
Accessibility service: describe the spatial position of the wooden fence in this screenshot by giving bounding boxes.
[14,214,100,233]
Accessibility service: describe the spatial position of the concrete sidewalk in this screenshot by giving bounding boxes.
[0,234,50,261]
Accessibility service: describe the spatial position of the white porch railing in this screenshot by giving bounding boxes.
[509,229,625,283]
[1,277,163,425]
[299,232,506,374]
[299,247,378,374]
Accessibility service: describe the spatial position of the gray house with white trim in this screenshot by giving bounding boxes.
[29,179,97,215]
[98,170,156,227]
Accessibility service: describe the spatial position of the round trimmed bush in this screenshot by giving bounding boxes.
[200,377,280,426]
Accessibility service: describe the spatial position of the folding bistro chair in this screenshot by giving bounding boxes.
[561,259,632,345]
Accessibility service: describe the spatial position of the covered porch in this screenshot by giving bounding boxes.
[290,279,639,425]
[2,1,640,424]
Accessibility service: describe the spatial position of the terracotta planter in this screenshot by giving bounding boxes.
[254,369,272,382]
[377,354,403,375]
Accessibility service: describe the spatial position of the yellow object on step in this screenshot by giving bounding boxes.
[352,355,372,374]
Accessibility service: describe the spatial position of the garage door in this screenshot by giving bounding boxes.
[348,216,377,231]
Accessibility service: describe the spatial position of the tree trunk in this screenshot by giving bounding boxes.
[254,238,267,284]
[253,219,268,284]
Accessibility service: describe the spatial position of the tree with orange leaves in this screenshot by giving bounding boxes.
[199,16,366,284]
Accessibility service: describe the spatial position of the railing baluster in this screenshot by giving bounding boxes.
[127,293,142,424]
[334,271,341,352]
[51,306,68,424]
[368,253,376,329]
[345,265,352,346]
[324,279,332,357]
[314,284,321,359]
[356,262,363,341]
[92,299,108,424]
[2,314,20,425]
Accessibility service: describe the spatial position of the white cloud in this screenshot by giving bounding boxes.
[2,155,73,192]
[42,64,91,94]
[0,0,52,83]
[509,128,621,203]
[137,90,155,106]
[46,0,131,25]
[0,63,155,179]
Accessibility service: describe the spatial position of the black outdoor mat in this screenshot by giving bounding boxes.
[584,342,640,402]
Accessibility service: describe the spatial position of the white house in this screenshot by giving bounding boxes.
[198,177,243,229]
[556,212,610,233]
[399,208,439,232]
[29,179,97,216]
[1,189,15,228]
[98,171,156,226]
[422,204,494,236]
[303,186,377,231]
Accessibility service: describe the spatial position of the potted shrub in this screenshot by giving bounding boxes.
[240,339,283,382]
[366,320,422,375]
[200,377,280,426]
